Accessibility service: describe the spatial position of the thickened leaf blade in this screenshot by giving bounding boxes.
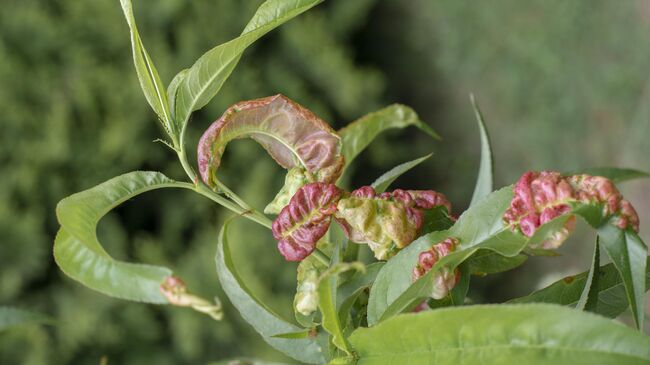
[338,104,439,170]
[54,171,191,303]
[469,95,493,206]
[215,219,325,364]
[174,0,324,131]
[350,304,650,365]
[508,257,650,319]
[119,0,173,137]
[370,154,432,194]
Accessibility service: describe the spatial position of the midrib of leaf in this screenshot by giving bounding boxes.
[140,45,172,135]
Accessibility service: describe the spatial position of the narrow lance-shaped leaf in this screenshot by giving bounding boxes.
[119,0,173,139]
[338,104,439,171]
[54,171,191,303]
[508,256,650,319]
[348,304,650,365]
[197,95,344,214]
[0,307,54,332]
[370,154,432,194]
[469,94,493,206]
[215,218,326,365]
[174,0,324,133]
[575,238,600,311]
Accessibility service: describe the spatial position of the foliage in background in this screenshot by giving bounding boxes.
[1,0,650,364]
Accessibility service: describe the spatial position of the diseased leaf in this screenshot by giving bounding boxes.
[370,154,432,194]
[174,0,324,132]
[350,304,650,365]
[566,167,650,183]
[272,183,342,261]
[338,104,439,170]
[508,257,650,319]
[119,0,173,139]
[54,171,192,303]
[0,307,53,332]
[469,95,493,206]
[197,95,344,210]
[215,218,325,364]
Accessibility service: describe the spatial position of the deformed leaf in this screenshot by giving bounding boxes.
[272,183,342,261]
[54,171,192,303]
[216,218,325,364]
[338,104,439,170]
[197,95,344,204]
[350,304,650,365]
[567,167,650,183]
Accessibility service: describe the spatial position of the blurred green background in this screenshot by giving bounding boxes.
[1,0,649,363]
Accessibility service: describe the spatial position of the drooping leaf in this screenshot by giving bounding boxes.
[174,0,324,132]
[597,223,647,330]
[509,257,650,319]
[119,0,173,139]
[469,95,493,206]
[215,218,326,364]
[567,167,650,183]
[370,154,432,194]
[338,104,439,171]
[197,95,344,203]
[0,307,53,332]
[575,238,600,311]
[54,171,192,303]
[349,304,650,365]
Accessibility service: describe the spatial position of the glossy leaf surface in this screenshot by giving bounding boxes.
[54,171,189,303]
[350,304,650,365]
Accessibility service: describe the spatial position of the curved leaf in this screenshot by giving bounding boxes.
[469,95,493,206]
[0,307,53,332]
[370,154,432,194]
[575,238,600,311]
[509,257,650,319]
[119,0,173,138]
[215,218,326,364]
[567,167,650,183]
[54,171,190,303]
[198,95,344,191]
[174,0,324,131]
[350,304,650,365]
[338,104,439,170]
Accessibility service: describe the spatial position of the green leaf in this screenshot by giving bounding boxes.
[167,68,188,121]
[367,186,516,325]
[349,304,650,365]
[337,262,384,327]
[0,307,53,332]
[119,0,173,139]
[575,238,600,311]
[370,154,432,194]
[338,104,439,171]
[318,248,352,355]
[597,223,647,330]
[215,218,325,364]
[469,95,493,206]
[54,171,191,303]
[567,167,650,183]
[209,359,293,365]
[173,0,324,133]
[508,257,650,319]
[466,251,527,275]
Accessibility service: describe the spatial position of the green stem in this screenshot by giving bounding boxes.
[311,248,331,266]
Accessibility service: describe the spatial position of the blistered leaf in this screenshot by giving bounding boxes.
[272,183,342,261]
[174,0,324,134]
[198,95,344,193]
[119,0,173,139]
[335,187,451,260]
[350,304,650,365]
[54,171,190,303]
[338,104,439,171]
[566,167,650,183]
[412,238,461,300]
[265,167,313,214]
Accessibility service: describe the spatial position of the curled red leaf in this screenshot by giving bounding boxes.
[412,237,461,299]
[272,183,342,261]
